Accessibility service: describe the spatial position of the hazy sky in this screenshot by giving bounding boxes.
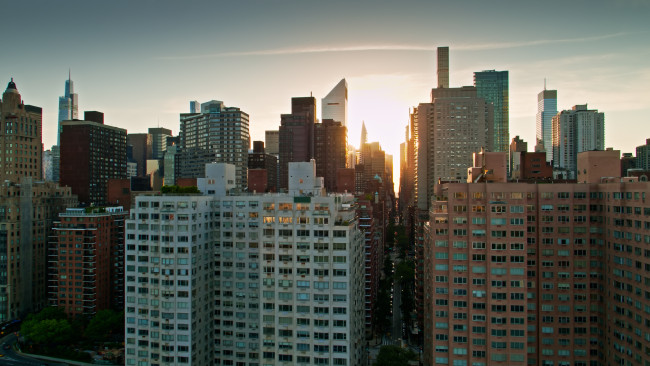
[2,0,649,190]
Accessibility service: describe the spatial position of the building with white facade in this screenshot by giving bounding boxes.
[552,104,604,179]
[124,194,215,365]
[126,163,365,366]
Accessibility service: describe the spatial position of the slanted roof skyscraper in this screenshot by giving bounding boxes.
[321,78,348,127]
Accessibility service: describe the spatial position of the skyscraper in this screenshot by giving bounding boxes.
[0,79,43,182]
[474,70,509,152]
[264,130,279,156]
[53,73,79,182]
[416,86,492,210]
[437,46,449,88]
[321,78,348,127]
[148,127,172,160]
[536,88,558,162]
[278,97,316,189]
[314,119,347,192]
[179,100,250,188]
[60,111,127,205]
[552,104,605,179]
[58,72,79,140]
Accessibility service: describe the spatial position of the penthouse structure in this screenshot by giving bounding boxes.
[125,162,365,366]
[423,174,650,366]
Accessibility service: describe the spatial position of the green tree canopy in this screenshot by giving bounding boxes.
[21,318,74,345]
[84,310,124,341]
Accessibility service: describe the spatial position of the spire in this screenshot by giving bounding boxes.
[6,78,17,91]
[360,121,367,148]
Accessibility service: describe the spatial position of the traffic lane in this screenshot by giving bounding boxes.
[0,334,57,366]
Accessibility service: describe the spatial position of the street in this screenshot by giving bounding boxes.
[0,334,59,366]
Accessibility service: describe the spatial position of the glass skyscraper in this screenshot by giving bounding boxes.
[536,89,557,162]
[474,70,509,152]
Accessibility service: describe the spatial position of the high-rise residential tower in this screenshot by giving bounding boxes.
[321,78,348,127]
[179,100,250,188]
[536,88,558,163]
[125,162,365,366]
[552,104,605,179]
[416,86,492,210]
[474,70,509,152]
[635,138,650,170]
[60,111,127,205]
[48,206,127,317]
[0,79,43,182]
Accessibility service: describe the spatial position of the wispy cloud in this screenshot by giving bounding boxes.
[454,32,634,51]
[157,32,638,60]
[156,44,434,60]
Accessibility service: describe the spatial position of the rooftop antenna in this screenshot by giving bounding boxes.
[544,78,547,90]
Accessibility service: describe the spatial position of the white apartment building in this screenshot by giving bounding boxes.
[125,195,215,365]
[125,163,365,366]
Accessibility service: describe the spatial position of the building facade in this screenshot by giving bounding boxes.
[265,130,279,156]
[552,104,605,179]
[0,179,76,321]
[416,87,492,210]
[279,97,316,190]
[635,138,650,170]
[60,113,127,206]
[48,207,127,317]
[474,70,509,153]
[149,127,172,160]
[179,100,250,188]
[125,195,215,366]
[248,141,278,192]
[423,178,650,366]
[125,165,366,366]
[0,79,43,183]
[314,119,347,192]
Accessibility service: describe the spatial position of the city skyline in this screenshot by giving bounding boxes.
[1,0,649,192]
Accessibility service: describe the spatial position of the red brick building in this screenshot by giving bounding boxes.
[48,207,127,317]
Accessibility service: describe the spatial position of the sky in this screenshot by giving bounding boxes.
[2,0,649,193]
